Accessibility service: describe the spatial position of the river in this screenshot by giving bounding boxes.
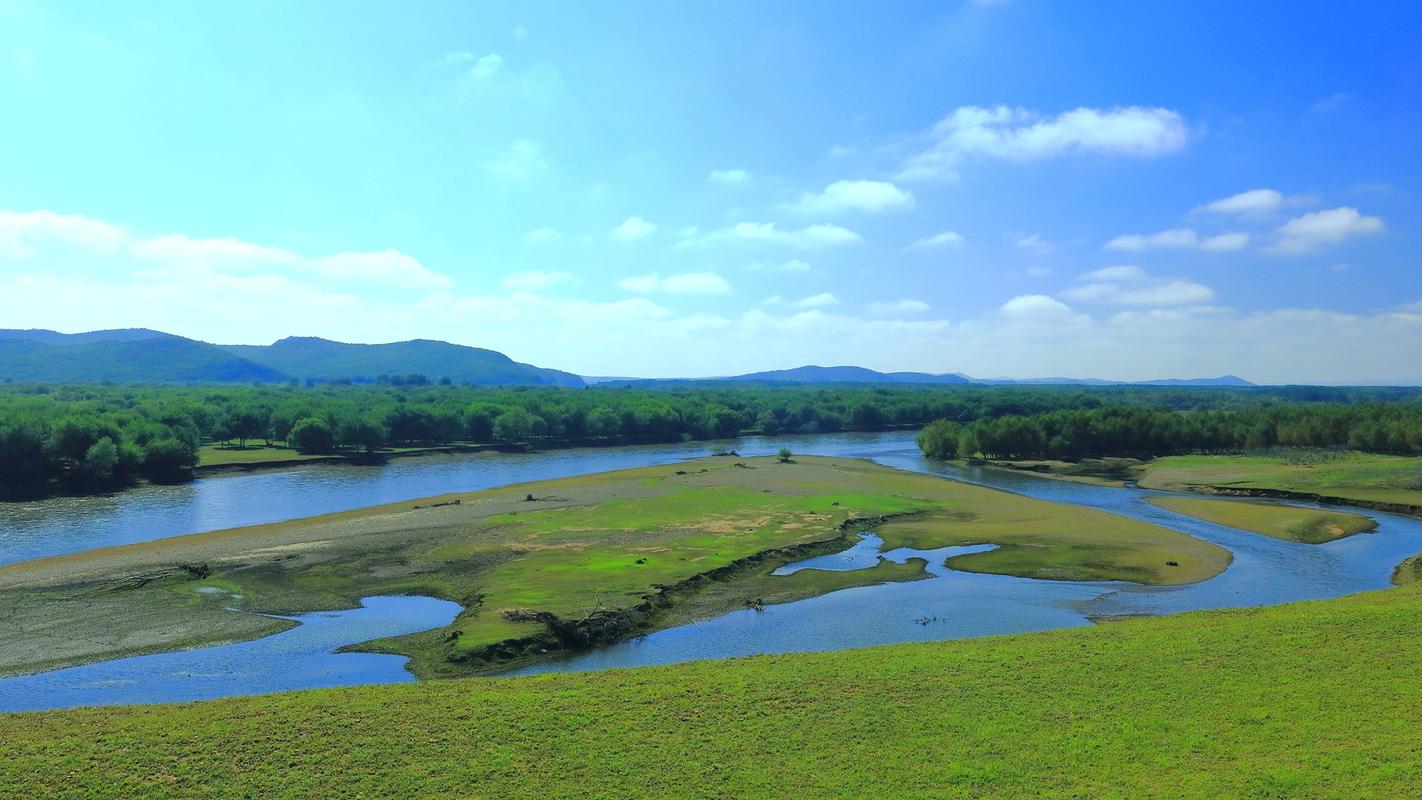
[3,431,1421,710]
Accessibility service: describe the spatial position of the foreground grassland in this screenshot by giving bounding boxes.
[1135,451,1422,508]
[1146,496,1378,544]
[0,457,1224,677]
[2,583,1419,799]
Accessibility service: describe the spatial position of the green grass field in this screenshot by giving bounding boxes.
[1135,451,1422,507]
[1146,496,1378,544]
[0,456,1226,678]
[2,581,1419,798]
[196,444,332,466]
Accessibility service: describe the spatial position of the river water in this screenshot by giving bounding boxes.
[3,431,1421,709]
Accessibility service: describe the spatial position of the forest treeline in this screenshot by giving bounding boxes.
[1,381,1420,496]
[917,404,1422,461]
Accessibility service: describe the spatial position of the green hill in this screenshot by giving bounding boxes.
[0,330,286,383]
[222,336,584,387]
[0,330,583,387]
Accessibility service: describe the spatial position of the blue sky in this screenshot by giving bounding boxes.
[1,0,1420,382]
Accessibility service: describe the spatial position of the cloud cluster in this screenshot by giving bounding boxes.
[908,231,964,250]
[612,216,657,241]
[693,221,864,249]
[782,180,914,215]
[1061,266,1213,306]
[1271,207,1384,254]
[899,105,1189,180]
[1105,228,1248,252]
[0,209,453,289]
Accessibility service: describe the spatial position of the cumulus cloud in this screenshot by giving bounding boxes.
[1271,207,1384,253]
[1061,266,1212,306]
[1001,294,1075,317]
[524,227,559,243]
[868,299,931,315]
[777,259,811,272]
[708,169,751,185]
[611,216,657,241]
[1080,265,1147,282]
[693,221,864,249]
[794,292,839,308]
[1015,234,1051,254]
[1,210,453,290]
[899,105,1189,180]
[501,270,578,291]
[782,180,914,214]
[1195,188,1283,216]
[908,231,964,250]
[1106,228,1248,253]
[618,271,730,295]
[484,138,548,179]
[0,210,127,258]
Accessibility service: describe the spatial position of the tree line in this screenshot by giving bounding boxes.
[2,381,1420,496]
[917,403,1422,461]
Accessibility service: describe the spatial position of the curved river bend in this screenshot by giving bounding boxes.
[2,432,1420,708]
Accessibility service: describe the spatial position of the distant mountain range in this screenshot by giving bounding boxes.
[0,330,583,387]
[587,365,1256,387]
[0,329,1257,388]
[723,365,971,384]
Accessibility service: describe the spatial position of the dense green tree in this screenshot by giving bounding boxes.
[290,417,336,454]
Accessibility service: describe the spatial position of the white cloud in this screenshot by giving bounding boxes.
[708,169,751,185]
[1001,294,1074,317]
[1107,227,1249,253]
[1106,228,1198,252]
[909,231,964,250]
[782,180,914,214]
[899,105,1189,180]
[778,259,811,272]
[1200,232,1250,252]
[795,292,839,308]
[1271,207,1384,254]
[468,53,504,80]
[501,270,577,291]
[618,271,730,295]
[868,299,931,315]
[696,221,864,249]
[524,227,559,243]
[0,210,127,258]
[1015,234,1051,254]
[1062,267,1212,306]
[612,216,657,241]
[128,234,297,265]
[485,138,548,179]
[1081,265,1147,282]
[1196,188,1282,216]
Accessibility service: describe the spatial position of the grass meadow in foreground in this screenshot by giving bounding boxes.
[0,581,1418,798]
[1146,496,1378,544]
[0,456,1225,678]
